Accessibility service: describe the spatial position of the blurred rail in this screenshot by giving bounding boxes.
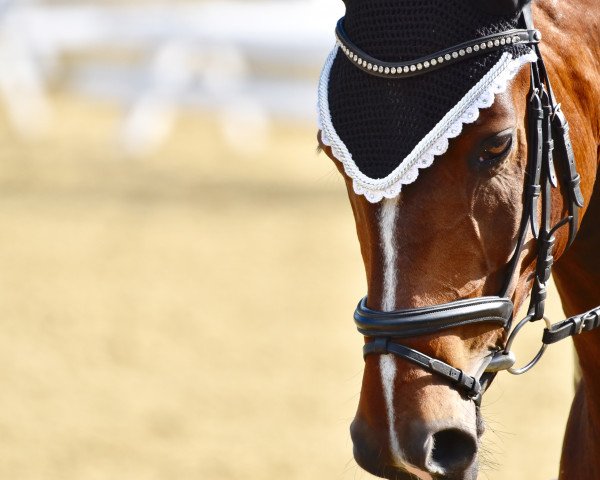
[0,0,342,153]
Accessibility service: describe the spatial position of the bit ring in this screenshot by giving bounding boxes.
[505,315,552,375]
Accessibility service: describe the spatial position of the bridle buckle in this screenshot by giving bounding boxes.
[485,350,516,373]
[574,315,586,335]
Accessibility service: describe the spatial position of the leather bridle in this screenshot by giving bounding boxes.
[336,5,599,405]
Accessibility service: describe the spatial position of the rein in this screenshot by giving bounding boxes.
[339,5,594,405]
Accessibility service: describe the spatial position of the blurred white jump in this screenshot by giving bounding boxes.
[0,0,343,153]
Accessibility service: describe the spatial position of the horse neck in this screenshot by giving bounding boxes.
[548,0,600,340]
[539,0,600,143]
[547,3,600,476]
[553,174,600,479]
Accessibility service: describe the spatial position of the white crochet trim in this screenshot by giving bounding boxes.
[317,45,537,203]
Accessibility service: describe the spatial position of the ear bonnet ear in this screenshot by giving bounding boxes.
[475,0,533,16]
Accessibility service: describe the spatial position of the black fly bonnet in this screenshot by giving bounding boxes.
[319,0,537,202]
[318,0,596,405]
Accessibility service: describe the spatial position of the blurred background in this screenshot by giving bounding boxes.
[0,0,574,479]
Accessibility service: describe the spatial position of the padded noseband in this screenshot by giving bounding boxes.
[355,297,513,337]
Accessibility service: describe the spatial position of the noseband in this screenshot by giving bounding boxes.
[355,297,514,400]
[338,5,598,404]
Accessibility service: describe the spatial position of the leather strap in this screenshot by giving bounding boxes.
[363,338,482,400]
[355,297,512,337]
[527,74,544,240]
[543,308,600,344]
[542,89,558,188]
[526,12,584,247]
[521,4,583,321]
[552,106,584,247]
[335,17,540,79]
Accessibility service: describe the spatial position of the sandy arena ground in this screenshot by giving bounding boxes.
[0,94,574,480]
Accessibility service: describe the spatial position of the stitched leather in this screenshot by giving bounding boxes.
[364,338,482,400]
[335,17,540,79]
[543,309,600,344]
[355,297,512,337]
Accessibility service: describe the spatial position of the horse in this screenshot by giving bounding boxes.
[317,1,600,479]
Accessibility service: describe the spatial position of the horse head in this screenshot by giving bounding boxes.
[320,80,537,480]
[317,0,596,478]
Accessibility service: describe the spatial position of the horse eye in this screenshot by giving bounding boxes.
[472,132,514,170]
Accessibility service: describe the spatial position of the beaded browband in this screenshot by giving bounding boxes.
[335,17,542,79]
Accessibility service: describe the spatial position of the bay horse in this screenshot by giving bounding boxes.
[317,0,600,479]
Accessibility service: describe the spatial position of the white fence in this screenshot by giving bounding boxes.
[0,0,342,153]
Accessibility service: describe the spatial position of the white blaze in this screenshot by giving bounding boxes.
[380,354,402,462]
[378,197,402,463]
[379,197,399,311]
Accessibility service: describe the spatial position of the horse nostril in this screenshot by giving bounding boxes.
[429,428,477,474]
